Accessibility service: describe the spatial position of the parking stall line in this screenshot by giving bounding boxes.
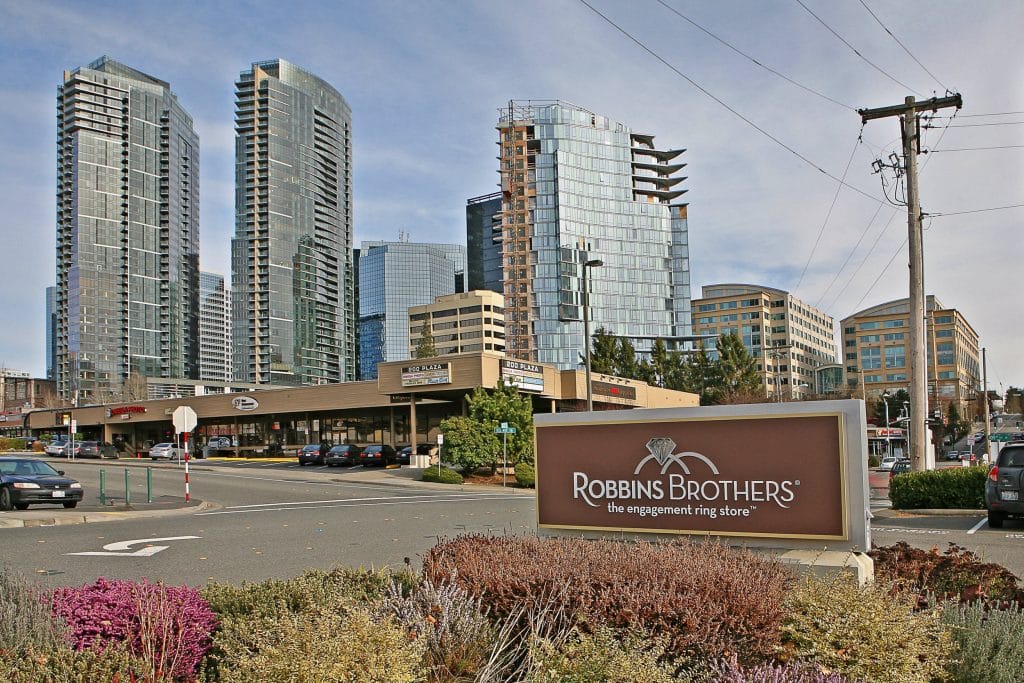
[195,493,523,516]
[966,518,987,535]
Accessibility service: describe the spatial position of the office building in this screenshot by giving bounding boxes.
[692,284,837,400]
[358,241,466,380]
[199,272,232,383]
[466,192,503,293]
[495,100,691,369]
[841,296,980,414]
[409,290,506,357]
[232,59,355,386]
[56,56,199,404]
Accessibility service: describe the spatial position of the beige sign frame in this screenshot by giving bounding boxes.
[534,400,870,552]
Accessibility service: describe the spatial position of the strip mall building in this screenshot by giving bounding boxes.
[24,352,697,456]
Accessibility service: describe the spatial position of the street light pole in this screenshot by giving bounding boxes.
[582,258,603,412]
[882,391,891,458]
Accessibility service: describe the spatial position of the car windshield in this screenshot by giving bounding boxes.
[154,444,172,449]
[302,445,320,452]
[0,460,61,477]
[329,445,349,453]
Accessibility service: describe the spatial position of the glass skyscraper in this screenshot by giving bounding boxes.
[45,286,57,381]
[358,241,467,380]
[466,192,503,294]
[232,59,355,386]
[199,272,232,383]
[56,57,200,403]
[496,101,692,368]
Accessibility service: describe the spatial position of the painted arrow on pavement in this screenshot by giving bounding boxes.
[66,535,201,557]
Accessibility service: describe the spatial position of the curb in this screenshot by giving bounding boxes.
[342,468,537,495]
[0,500,220,529]
[872,507,984,518]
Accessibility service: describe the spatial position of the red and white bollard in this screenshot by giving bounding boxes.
[183,432,190,503]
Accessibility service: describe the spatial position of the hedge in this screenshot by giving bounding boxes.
[889,465,986,509]
[514,461,535,488]
[422,466,464,485]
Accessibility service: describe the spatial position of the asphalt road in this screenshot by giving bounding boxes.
[2,455,1022,587]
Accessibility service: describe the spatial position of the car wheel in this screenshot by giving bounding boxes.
[0,487,12,511]
[988,510,1005,528]
[62,501,78,509]
[14,502,29,511]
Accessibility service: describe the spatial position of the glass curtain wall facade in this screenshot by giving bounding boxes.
[496,101,691,369]
[45,286,57,381]
[466,192,503,294]
[199,272,232,383]
[56,56,199,403]
[232,59,355,386]
[358,241,466,380]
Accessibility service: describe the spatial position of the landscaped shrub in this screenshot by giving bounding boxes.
[780,572,949,683]
[51,577,216,681]
[530,625,679,683]
[422,465,464,484]
[0,641,148,683]
[889,465,986,509]
[0,566,68,652]
[939,600,1024,683]
[202,566,409,620]
[867,454,880,468]
[381,577,494,681]
[710,655,855,682]
[423,535,793,663]
[870,541,1023,604]
[210,604,425,683]
[514,461,535,488]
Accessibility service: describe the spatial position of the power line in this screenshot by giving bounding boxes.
[857,0,950,92]
[928,203,1024,217]
[795,138,861,292]
[575,0,880,202]
[933,111,1024,118]
[794,0,923,95]
[654,0,855,110]
[851,235,907,313]
[926,145,1024,153]
[928,121,1024,128]
[813,201,884,308]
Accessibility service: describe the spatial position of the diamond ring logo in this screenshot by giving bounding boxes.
[634,437,720,476]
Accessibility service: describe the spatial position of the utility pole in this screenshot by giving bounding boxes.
[859,94,962,472]
[983,348,990,464]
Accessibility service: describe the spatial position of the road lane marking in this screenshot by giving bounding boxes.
[66,535,201,557]
[196,494,524,516]
[967,518,987,535]
[219,492,520,509]
[873,527,950,535]
[198,470,443,493]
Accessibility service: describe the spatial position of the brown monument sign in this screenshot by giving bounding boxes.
[536,402,870,546]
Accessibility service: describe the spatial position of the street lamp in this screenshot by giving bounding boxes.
[582,258,604,412]
[882,390,892,458]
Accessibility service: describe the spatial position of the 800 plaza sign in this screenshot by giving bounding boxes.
[535,401,870,549]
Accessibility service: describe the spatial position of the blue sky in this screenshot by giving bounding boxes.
[1,0,1021,393]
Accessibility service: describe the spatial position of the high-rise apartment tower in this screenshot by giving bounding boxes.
[56,57,199,403]
[496,101,691,368]
[199,272,232,383]
[232,59,355,385]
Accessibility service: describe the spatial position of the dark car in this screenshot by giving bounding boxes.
[397,443,434,465]
[888,459,912,483]
[326,444,362,467]
[297,443,330,466]
[78,441,119,459]
[0,458,84,510]
[985,444,1024,528]
[360,444,397,467]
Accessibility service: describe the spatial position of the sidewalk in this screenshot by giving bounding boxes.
[0,496,215,529]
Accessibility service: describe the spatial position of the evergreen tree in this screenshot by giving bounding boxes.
[614,337,638,380]
[438,416,500,472]
[716,333,761,401]
[588,327,618,375]
[649,339,670,387]
[681,342,722,405]
[413,319,436,359]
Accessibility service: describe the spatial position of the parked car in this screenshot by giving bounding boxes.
[397,443,434,465]
[77,441,119,459]
[985,444,1024,528]
[149,443,184,461]
[879,455,898,471]
[297,443,330,466]
[889,459,912,482]
[45,439,69,457]
[360,444,397,467]
[945,450,960,461]
[0,458,83,510]
[326,444,362,467]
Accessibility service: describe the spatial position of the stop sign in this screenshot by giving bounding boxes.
[172,406,198,434]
